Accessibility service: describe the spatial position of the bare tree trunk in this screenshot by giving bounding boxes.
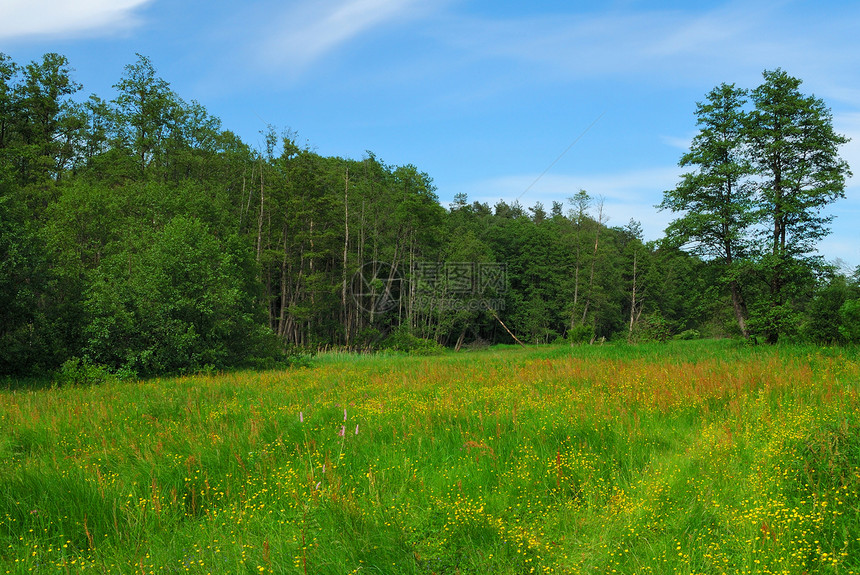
[628,250,638,342]
[581,198,606,325]
[454,329,466,352]
[341,167,350,345]
[730,281,749,338]
[256,159,264,264]
[277,225,290,338]
[570,261,580,330]
[485,302,526,347]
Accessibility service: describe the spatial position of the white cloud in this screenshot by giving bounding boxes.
[0,0,152,40]
[256,0,433,76]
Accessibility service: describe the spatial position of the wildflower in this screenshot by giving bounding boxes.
[299,412,304,423]
[355,424,359,435]
[315,482,321,490]
[344,408,348,421]
[339,425,345,437]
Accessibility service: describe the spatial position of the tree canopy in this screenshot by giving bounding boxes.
[661,69,852,343]
[1,54,856,378]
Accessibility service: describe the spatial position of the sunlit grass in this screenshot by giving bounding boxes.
[1,340,859,573]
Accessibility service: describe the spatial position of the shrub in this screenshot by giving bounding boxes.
[567,324,594,344]
[673,329,701,341]
[839,299,860,343]
[380,327,443,355]
[629,312,671,343]
[56,357,112,386]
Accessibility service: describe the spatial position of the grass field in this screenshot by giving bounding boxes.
[1,341,859,574]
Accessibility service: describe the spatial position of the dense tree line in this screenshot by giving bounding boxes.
[1,54,856,378]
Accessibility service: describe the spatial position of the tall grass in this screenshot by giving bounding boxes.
[1,341,858,573]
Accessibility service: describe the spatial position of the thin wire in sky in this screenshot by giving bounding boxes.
[516,110,606,203]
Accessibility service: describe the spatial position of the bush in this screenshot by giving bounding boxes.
[673,329,701,341]
[83,217,280,376]
[839,299,860,343]
[56,357,112,386]
[629,312,671,343]
[567,324,594,344]
[380,327,443,355]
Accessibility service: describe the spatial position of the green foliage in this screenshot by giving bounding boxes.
[2,51,856,380]
[804,273,850,343]
[56,357,112,386]
[663,70,851,344]
[629,312,672,343]
[83,216,276,376]
[0,191,53,375]
[838,299,860,343]
[673,329,701,340]
[379,326,444,355]
[567,323,594,344]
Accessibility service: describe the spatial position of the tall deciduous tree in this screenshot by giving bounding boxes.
[747,69,851,343]
[0,54,18,151]
[113,54,176,175]
[660,83,755,337]
[663,72,850,343]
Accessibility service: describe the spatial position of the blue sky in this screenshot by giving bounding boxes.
[2,0,859,268]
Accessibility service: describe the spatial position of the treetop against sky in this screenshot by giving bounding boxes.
[2,0,859,267]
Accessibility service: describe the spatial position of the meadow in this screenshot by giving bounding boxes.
[1,341,859,574]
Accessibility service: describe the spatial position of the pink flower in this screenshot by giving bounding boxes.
[355,424,359,435]
[343,408,348,421]
[339,425,345,437]
[299,411,304,423]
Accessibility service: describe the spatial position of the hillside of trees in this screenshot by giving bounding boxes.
[1,53,857,378]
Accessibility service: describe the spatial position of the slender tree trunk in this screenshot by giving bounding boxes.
[627,250,637,342]
[485,302,526,347]
[768,171,784,344]
[581,199,605,325]
[455,329,466,352]
[342,167,350,345]
[278,225,289,338]
[729,281,749,338]
[256,159,264,264]
[570,262,580,330]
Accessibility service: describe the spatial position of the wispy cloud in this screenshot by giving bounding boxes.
[256,0,435,77]
[0,0,152,40]
[456,167,683,239]
[432,1,860,96]
[435,4,762,81]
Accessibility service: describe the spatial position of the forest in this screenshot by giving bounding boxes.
[1,53,858,378]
